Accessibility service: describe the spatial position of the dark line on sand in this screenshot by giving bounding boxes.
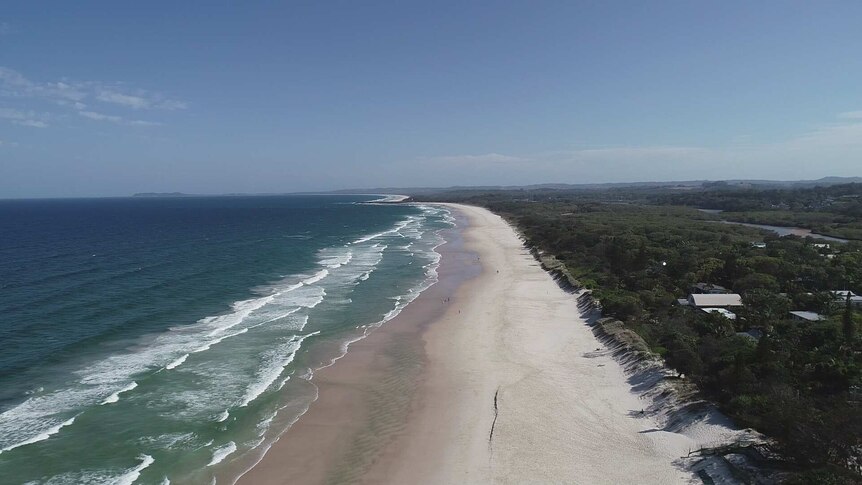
[489,388,500,448]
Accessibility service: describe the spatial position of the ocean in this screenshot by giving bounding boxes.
[0,195,452,484]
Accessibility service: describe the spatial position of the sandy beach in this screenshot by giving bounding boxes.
[237,204,710,484]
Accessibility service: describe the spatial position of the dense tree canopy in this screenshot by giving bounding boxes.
[421,187,862,481]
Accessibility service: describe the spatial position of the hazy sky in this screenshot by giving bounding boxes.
[1,1,861,197]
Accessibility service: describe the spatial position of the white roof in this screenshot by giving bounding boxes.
[789,311,825,322]
[701,308,737,319]
[689,293,743,307]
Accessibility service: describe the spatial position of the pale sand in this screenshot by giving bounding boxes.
[363,204,703,484]
[238,204,725,484]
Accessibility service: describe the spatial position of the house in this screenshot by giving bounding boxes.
[813,243,830,250]
[789,311,826,322]
[701,307,737,320]
[690,283,729,294]
[832,290,857,299]
[831,290,862,307]
[751,242,767,249]
[688,293,743,308]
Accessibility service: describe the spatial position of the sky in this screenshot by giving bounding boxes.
[1,1,861,198]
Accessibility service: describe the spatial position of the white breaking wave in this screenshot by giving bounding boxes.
[363,194,409,203]
[207,441,237,466]
[0,415,76,455]
[249,307,302,328]
[238,331,320,408]
[302,269,329,285]
[116,454,155,485]
[101,382,138,405]
[191,328,249,354]
[351,216,416,244]
[204,294,279,337]
[276,376,291,390]
[319,246,353,269]
[24,453,155,485]
[165,354,189,370]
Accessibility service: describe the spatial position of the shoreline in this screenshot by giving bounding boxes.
[232,207,479,484]
[235,204,733,484]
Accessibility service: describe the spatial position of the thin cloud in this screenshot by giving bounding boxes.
[0,107,50,128]
[15,119,48,128]
[0,67,184,109]
[79,110,161,126]
[79,110,122,122]
[127,119,162,127]
[0,66,184,128]
[0,68,87,102]
[837,111,862,120]
[96,88,186,110]
[96,91,150,109]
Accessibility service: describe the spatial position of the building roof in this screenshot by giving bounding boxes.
[688,293,743,307]
[701,308,737,320]
[789,311,825,322]
[832,291,862,305]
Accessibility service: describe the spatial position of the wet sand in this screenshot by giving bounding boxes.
[234,209,479,484]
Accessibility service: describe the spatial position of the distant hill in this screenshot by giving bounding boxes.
[325,176,862,196]
[132,177,862,198]
[132,192,196,197]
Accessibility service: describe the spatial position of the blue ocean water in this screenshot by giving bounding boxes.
[0,195,452,484]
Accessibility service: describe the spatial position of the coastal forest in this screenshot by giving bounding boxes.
[419,183,862,483]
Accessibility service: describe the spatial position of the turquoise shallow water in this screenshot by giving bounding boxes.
[0,195,452,484]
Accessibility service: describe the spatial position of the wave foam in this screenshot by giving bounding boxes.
[0,415,76,454]
[239,331,320,407]
[101,382,138,405]
[351,217,416,244]
[207,441,237,466]
[302,269,329,285]
[165,354,189,370]
[116,454,155,485]
[319,246,353,269]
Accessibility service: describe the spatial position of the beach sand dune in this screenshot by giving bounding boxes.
[238,204,704,484]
